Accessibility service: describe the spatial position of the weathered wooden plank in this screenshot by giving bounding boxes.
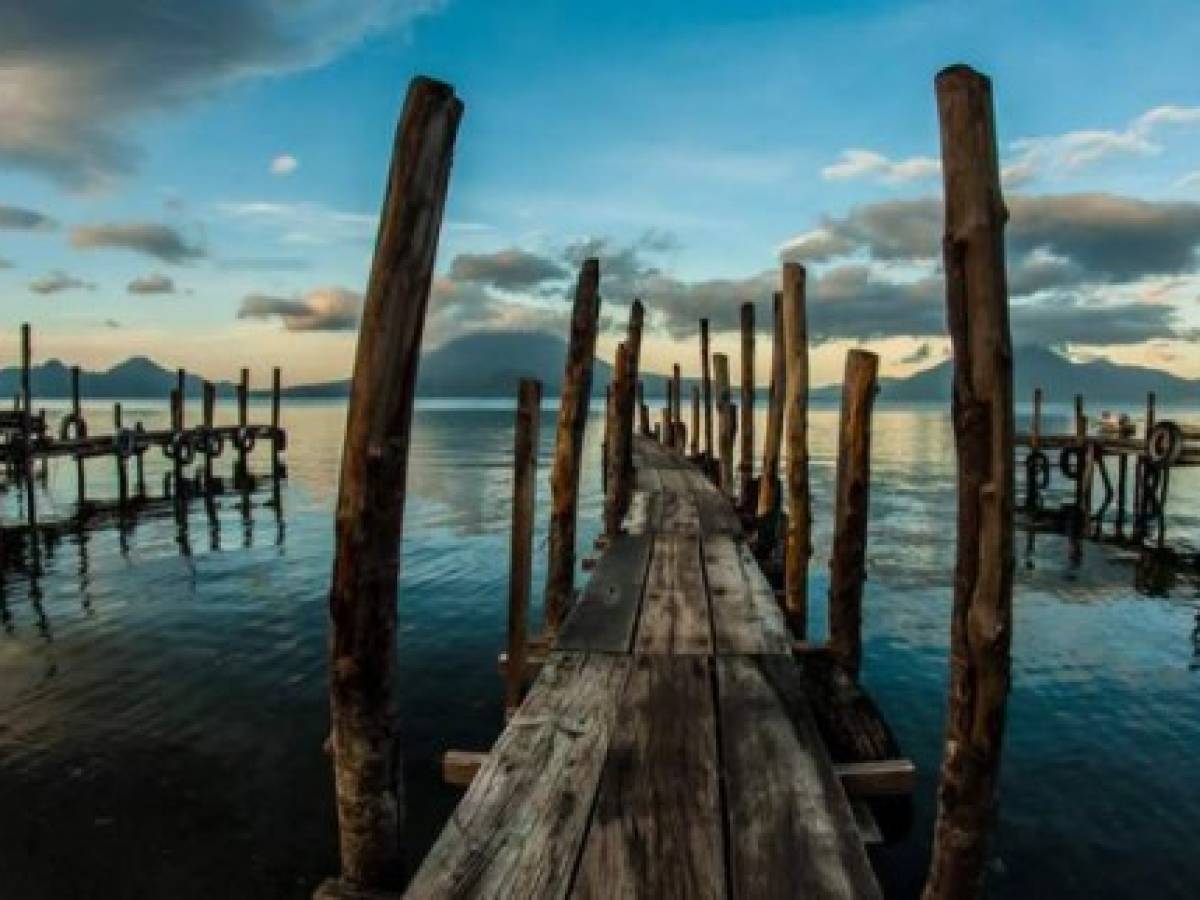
[657,468,701,535]
[405,653,631,900]
[705,535,792,655]
[571,655,724,900]
[835,759,916,797]
[635,533,711,655]
[716,655,882,900]
[556,533,654,653]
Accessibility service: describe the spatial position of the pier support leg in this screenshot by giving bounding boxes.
[782,264,811,636]
[713,353,733,492]
[324,75,462,894]
[757,291,785,526]
[543,259,601,632]
[923,64,1015,900]
[739,302,755,508]
[605,344,635,537]
[506,379,541,713]
[700,318,714,461]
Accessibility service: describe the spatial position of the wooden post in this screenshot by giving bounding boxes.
[625,301,644,468]
[672,363,682,441]
[700,318,714,459]
[20,323,39,566]
[202,381,216,490]
[638,380,650,436]
[169,388,184,501]
[757,292,785,518]
[601,385,611,494]
[324,75,462,893]
[1031,388,1042,451]
[605,344,634,536]
[782,263,811,635]
[690,384,700,457]
[506,378,541,713]
[1072,394,1086,549]
[828,350,878,680]
[923,64,1015,900]
[237,367,250,485]
[739,301,755,505]
[176,368,186,429]
[544,258,602,631]
[114,402,129,513]
[271,366,283,479]
[71,365,86,509]
[713,353,733,491]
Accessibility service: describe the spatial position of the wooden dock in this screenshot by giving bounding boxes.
[403,435,880,899]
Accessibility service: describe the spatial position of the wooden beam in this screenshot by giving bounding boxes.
[835,759,917,797]
[923,63,1015,900]
[325,75,462,893]
[782,262,811,637]
[544,259,602,630]
[506,378,541,712]
[829,349,879,680]
[441,750,489,788]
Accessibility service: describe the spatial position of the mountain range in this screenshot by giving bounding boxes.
[1,331,1195,405]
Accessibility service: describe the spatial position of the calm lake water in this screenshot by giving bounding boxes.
[1,397,1198,899]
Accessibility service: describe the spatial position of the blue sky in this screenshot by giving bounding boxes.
[1,0,1198,385]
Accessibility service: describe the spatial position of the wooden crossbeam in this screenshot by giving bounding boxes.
[834,758,916,797]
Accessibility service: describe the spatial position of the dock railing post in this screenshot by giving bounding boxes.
[713,353,733,491]
[923,63,1015,900]
[782,263,811,635]
[321,75,462,895]
[700,318,714,461]
[739,301,755,507]
[757,291,785,524]
[544,258,601,632]
[828,350,879,680]
[605,343,634,536]
[506,378,541,713]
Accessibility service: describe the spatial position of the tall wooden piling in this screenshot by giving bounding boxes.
[625,301,644,466]
[700,318,714,459]
[713,353,733,491]
[757,292,785,519]
[782,263,811,635]
[271,366,283,478]
[923,63,1015,900]
[113,403,129,513]
[176,368,186,428]
[324,76,462,893]
[672,363,682,442]
[605,344,635,536]
[690,384,700,457]
[739,302,755,505]
[202,381,216,489]
[638,380,650,436]
[828,350,879,680]
[71,365,86,508]
[237,367,250,484]
[20,324,39,564]
[544,258,602,631]
[506,378,541,713]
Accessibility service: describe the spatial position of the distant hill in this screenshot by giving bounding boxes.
[813,345,1199,405]
[5,334,1194,406]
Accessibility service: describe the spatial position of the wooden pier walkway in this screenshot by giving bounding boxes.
[404,435,880,899]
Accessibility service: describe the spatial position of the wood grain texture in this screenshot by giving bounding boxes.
[555,533,654,653]
[635,533,711,655]
[700,318,714,460]
[705,535,792,655]
[405,653,631,900]
[657,468,701,535]
[506,379,541,710]
[571,655,724,900]
[717,656,882,900]
[739,301,755,505]
[757,291,785,518]
[781,261,811,638]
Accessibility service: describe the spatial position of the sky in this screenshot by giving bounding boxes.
[1,0,1199,387]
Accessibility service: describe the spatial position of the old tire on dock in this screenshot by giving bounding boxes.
[1147,421,1184,468]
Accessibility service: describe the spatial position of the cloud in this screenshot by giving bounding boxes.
[71,222,204,263]
[900,342,934,365]
[29,270,94,294]
[216,200,376,245]
[821,149,940,184]
[269,154,299,176]
[1177,171,1200,190]
[237,286,361,331]
[127,273,176,294]
[216,256,311,272]
[448,248,567,290]
[0,204,57,231]
[0,1,445,189]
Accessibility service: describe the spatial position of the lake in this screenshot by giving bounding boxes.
[1,398,1198,898]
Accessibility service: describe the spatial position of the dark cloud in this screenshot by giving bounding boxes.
[127,273,176,294]
[447,248,567,290]
[0,1,443,188]
[71,223,204,263]
[0,204,57,231]
[29,270,94,294]
[237,287,361,331]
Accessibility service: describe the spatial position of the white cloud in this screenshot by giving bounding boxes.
[1177,171,1200,190]
[215,200,376,245]
[821,149,941,184]
[269,154,299,176]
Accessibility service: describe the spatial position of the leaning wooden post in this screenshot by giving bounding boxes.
[20,324,39,565]
[604,344,634,536]
[713,353,733,491]
[71,365,86,509]
[923,63,1015,900]
[506,378,541,713]
[544,258,601,632]
[690,384,700,457]
[782,263,811,635]
[828,350,879,680]
[757,292,785,519]
[739,301,755,506]
[700,318,714,459]
[322,76,462,894]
